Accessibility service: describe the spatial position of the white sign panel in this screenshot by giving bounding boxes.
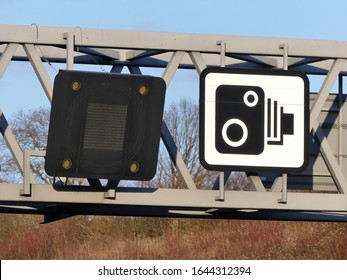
[199,68,309,172]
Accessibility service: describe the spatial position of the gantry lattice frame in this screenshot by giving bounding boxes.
[0,24,346,222]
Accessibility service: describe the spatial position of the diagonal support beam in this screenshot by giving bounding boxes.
[312,122,347,194]
[248,175,267,192]
[0,43,19,79]
[23,44,53,103]
[161,121,196,190]
[309,59,347,194]
[160,51,197,189]
[128,65,142,75]
[189,52,207,75]
[110,65,124,73]
[310,59,346,129]
[162,51,185,86]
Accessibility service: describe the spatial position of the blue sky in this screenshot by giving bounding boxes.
[1,0,347,116]
[3,0,347,40]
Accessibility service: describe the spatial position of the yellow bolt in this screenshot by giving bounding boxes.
[129,162,140,173]
[138,85,149,96]
[71,80,81,91]
[62,158,73,170]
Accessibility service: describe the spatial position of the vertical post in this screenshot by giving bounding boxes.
[216,40,226,201]
[216,173,225,201]
[279,44,288,203]
[281,173,288,204]
[21,150,31,196]
[21,150,45,196]
[338,75,343,168]
[64,32,75,70]
[279,43,288,71]
[217,40,226,67]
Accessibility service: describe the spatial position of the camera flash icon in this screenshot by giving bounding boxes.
[266,98,294,145]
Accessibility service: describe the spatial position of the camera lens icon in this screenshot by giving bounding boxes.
[221,118,248,147]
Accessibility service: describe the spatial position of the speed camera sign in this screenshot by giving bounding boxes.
[199,67,309,172]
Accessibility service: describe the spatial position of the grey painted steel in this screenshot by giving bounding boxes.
[161,122,197,190]
[1,24,347,59]
[161,51,185,86]
[63,32,74,71]
[0,24,346,221]
[22,44,53,102]
[188,52,207,74]
[0,183,346,213]
[0,43,19,79]
[310,59,346,129]
[160,51,197,190]
[280,44,289,204]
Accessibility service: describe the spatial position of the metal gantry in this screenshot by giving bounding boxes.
[0,24,346,222]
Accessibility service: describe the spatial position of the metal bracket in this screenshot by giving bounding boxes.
[278,43,289,204]
[217,40,226,67]
[215,172,225,202]
[104,188,116,200]
[215,40,227,202]
[279,43,289,70]
[63,32,75,70]
[21,150,46,196]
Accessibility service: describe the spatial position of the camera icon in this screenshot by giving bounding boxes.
[215,85,265,154]
[215,85,294,155]
[200,67,309,172]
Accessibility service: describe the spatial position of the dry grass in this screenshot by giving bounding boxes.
[0,214,346,260]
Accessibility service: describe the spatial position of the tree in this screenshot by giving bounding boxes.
[0,107,51,184]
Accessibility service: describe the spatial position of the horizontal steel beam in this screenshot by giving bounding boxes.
[2,47,347,76]
[2,24,347,58]
[0,183,346,212]
[0,203,346,223]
